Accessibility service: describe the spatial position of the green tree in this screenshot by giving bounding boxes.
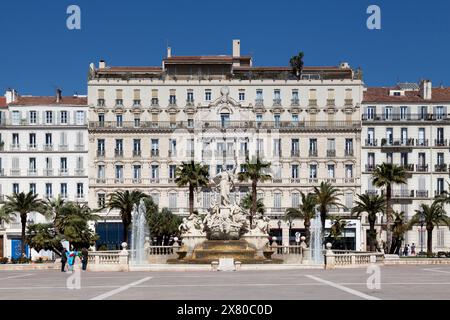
[410,201,450,256]
[53,202,100,249]
[372,163,407,253]
[107,190,148,244]
[314,182,344,231]
[2,192,45,255]
[240,193,265,215]
[351,194,385,252]
[238,157,271,227]
[175,161,210,216]
[289,51,304,79]
[26,223,63,255]
[285,192,317,246]
[146,207,182,245]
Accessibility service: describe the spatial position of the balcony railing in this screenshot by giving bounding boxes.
[151,149,160,157]
[27,144,37,150]
[308,99,317,106]
[89,120,361,131]
[326,150,336,157]
[27,169,37,175]
[366,190,378,196]
[362,113,449,121]
[59,168,68,175]
[400,164,415,172]
[416,190,429,198]
[291,98,300,106]
[133,150,142,157]
[365,139,377,147]
[392,190,415,198]
[59,144,69,151]
[255,98,264,106]
[115,150,124,158]
[345,149,354,157]
[291,150,300,157]
[309,150,318,157]
[365,165,376,172]
[10,144,20,151]
[435,164,448,172]
[43,144,53,151]
[273,98,281,106]
[344,99,353,106]
[44,169,54,176]
[416,139,429,147]
[326,99,335,106]
[435,139,448,147]
[416,164,428,172]
[74,145,85,151]
[381,139,414,147]
[168,150,177,157]
[75,169,85,175]
[10,169,20,176]
[97,150,105,157]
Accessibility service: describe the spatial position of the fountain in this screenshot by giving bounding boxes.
[310,208,324,265]
[130,199,149,265]
[170,162,280,264]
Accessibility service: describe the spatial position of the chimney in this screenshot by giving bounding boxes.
[99,60,106,69]
[5,88,18,104]
[56,88,62,103]
[420,80,432,100]
[232,39,241,57]
[167,47,172,58]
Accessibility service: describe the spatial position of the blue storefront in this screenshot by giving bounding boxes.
[95,222,130,250]
[11,239,30,259]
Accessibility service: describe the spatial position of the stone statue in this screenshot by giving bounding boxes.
[179,213,205,236]
[212,158,238,207]
[245,214,270,236]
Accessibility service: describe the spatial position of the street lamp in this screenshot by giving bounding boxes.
[287,217,293,245]
[277,220,282,245]
[419,210,425,255]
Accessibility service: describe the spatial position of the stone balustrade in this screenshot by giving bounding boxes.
[324,243,384,269]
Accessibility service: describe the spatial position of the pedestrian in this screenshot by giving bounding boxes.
[411,243,416,256]
[81,247,89,271]
[61,248,68,272]
[67,247,79,272]
[403,244,408,256]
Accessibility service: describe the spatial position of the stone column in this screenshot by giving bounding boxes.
[324,243,335,270]
[282,226,289,248]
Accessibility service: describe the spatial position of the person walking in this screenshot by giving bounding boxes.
[403,244,408,256]
[411,243,416,256]
[61,248,68,272]
[81,247,89,271]
[67,248,79,272]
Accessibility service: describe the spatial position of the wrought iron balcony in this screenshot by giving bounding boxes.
[416,139,429,147]
[291,98,300,106]
[308,99,317,106]
[255,98,264,106]
[97,149,105,157]
[291,150,300,157]
[27,144,37,150]
[44,169,53,176]
[416,164,428,172]
[344,99,353,106]
[114,149,123,158]
[365,139,377,147]
[43,144,53,151]
[273,98,282,106]
[151,98,159,106]
[362,113,449,121]
[435,139,448,147]
[97,99,105,107]
[416,190,429,198]
[365,165,376,172]
[400,164,415,172]
[309,150,318,157]
[27,169,37,176]
[133,150,142,157]
[345,149,354,157]
[392,190,415,198]
[326,149,336,157]
[435,164,448,172]
[326,99,335,106]
[151,149,159,157]
[59,169,68,176]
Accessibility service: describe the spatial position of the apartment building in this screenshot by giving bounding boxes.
[88,40,364,249]
[361,81,450,251]
[0,89,89,258]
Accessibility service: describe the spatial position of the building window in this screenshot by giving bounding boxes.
[97,165,105,180]
[29,111,37,124]
[133,165,141,182]
[238,90,245,101]
[345,165,353,179]
[205,90,212,101]
[60,183,67,198]
[169,193,177,209]
[12,183,19,194]
[327,164,335,179]
[292,192,300,208]
[438,228,445,248]
[45,183,53,198]
[291,165,299,179]
[45,111,53,124]
[116,115,123,127]
[115,165,124,182]
[151,165,159,181]
[133,139,141,156]
[151,139,159,156]
[98,113,104,126]
[98,194,106,208]
[345,193,353,211]
[29,183,36,195]
[309,165,317,179]
[169,165,177,180]
[60,157,67,173]
[187,90,194,103]
[274,192,282,210]
[76,111,85,125]
[11,111,20,125]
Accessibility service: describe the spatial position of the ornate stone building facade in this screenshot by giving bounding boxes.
[88,40,364,249]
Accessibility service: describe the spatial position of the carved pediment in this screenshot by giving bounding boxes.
[270,106,285,114]
[209,86,241,110]
[166,106,180,114]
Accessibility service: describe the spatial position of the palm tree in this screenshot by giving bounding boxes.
[238,157,272,227]
[314,182,344,231]
[2,192,45,255]
[372,163,407,253]
[285,192,317,246]
[43,196,66,230]
[390,211,409,255]
[175,161,210,216]
[107,190,148,244]
[328,217,348,248]
[289,51,304,79]
[410,201,450,256]
[351,194,385,252]
[240,193,265,215]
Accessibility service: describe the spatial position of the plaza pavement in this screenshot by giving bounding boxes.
[0,265,450,300]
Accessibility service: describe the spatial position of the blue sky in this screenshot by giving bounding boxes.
[0,0,449,95]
